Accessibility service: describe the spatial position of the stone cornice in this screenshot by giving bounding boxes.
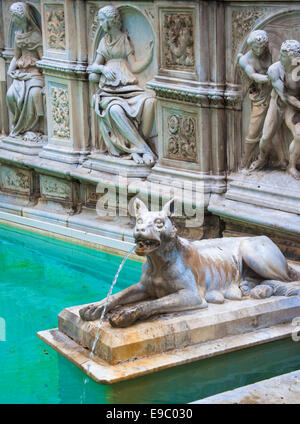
[147,80,242,109]
[37,59,88,80]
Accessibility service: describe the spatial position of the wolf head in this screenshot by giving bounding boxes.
[132,198,177,256]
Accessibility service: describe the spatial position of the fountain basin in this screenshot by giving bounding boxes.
[38,294,300,384]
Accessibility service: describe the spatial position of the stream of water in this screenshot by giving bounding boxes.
[80,245,136,403]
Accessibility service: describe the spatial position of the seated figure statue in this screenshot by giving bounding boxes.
[251,40,300,179]
[6,2,44,141]
[80,198,300,328]
[89,5,157,165]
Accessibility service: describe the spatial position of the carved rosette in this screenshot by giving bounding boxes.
[50,86,70,139]
[166,113,197,162]
[232,8,265,61]
[45,5,66,50]
[162,12,195,70]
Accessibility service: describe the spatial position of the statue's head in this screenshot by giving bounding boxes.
[132,198,177,256]
[10,2,27,24]
[247,30,269,57]
[280,40,300,70]
[98,5,122,32]
[10,2,40,32]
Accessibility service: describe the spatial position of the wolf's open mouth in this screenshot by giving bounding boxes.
[135,237,160,254]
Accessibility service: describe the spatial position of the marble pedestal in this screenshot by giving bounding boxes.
[0,136,46,156]
[38,293,300,384]
[83,153,153,178]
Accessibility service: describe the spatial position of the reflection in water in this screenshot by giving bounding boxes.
[58,338,300,404]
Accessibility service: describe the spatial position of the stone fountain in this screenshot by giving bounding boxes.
[38,198,300,384]
[0,0,300,384]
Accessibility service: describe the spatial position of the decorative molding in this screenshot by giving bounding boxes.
[45,4,66,51]
[165,112,197,162]
[147,81,208,106]
[50,85,71,139]
[162,12,195,70]
[232,8,265,61]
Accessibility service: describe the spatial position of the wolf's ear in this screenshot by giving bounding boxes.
[162,198,175,217]
[130,197,149,218]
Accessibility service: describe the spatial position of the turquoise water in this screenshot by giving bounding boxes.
[0,222,300,404]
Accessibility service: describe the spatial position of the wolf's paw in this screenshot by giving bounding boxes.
[79,304,104,321]
[250,285,274,299]
[240,280,256,296]
[109,306,142,328]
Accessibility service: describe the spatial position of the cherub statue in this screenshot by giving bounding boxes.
[88,5,157,165]
[6,2,44,141]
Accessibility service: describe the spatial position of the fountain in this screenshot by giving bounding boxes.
[38,198,300,384]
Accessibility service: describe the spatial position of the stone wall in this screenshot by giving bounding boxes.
[0,1,299,257]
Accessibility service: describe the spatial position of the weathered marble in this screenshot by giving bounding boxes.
[38,295,299,383]
[193,370,300,404]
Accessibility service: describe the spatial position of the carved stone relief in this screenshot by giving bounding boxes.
[162,12,195,70]
[1,166,31,194]
[40,175,72,200]
[45,4,66,51]
[165,112,197,162]
[50,85,70,139]
[232,8,265,61]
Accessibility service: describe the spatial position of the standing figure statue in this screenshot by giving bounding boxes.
[251,40,300,179]
[238,30,273,169]
[6,2,44,141]
[89,5,157,165]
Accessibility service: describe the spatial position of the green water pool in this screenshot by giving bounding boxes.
[0,222,300,404]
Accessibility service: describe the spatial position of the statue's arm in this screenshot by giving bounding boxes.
[238,54,268,84]
[8,46,21,75]
[88,53,105,74]
[268,65,285,102]
[37,46,43,61]
[128,40,154,74]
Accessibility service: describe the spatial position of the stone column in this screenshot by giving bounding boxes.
[39,0,90,164]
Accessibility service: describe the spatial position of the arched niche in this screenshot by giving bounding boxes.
[7,2,42,49]
[234,10,300,164]
[91,4,156,89]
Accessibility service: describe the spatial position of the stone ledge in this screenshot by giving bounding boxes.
[37,322,295,384]
[57,296,300,365]
[192,369,300,404]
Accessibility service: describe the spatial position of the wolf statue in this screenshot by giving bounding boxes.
[79,198,300,328]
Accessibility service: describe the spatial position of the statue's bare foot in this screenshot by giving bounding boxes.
[249,158,267,172]
[131,153,144,164]
[142,153,155,165]
[109,306,141,328]
[287,166,300,180]
[278,159,288,170]
[79,304,105,321]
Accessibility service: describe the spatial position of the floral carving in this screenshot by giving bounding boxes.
[46,5,66,50]
[50,86,70,139]
[166,113,197,162]
[163,13,194,69]
[232,9,264,60]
